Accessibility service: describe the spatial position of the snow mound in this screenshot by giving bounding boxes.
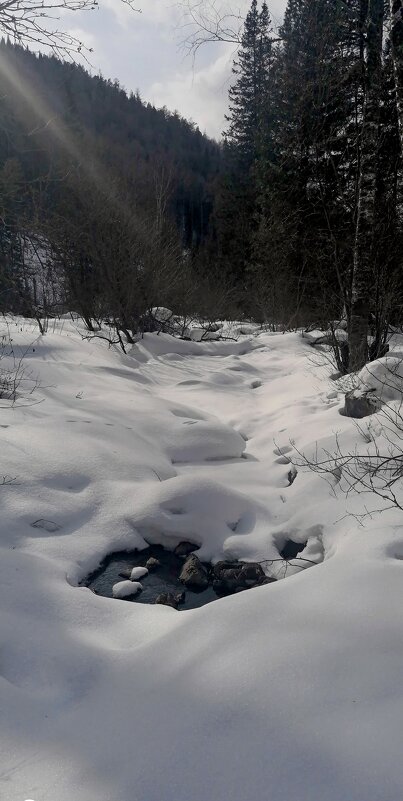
[128,474,268,562]
[165,418,246,463]
[358,356,403,401]
[130,566,149,581]
[112,580,142,599]
[130,332,256,361]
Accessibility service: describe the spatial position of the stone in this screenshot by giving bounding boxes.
[118,568,133,579]
[342,388,380,419]
[179,554,209,589]
[145,557,161,571]
[280,540,307,560]
[130,566,148,581]
[174,541,198,558]
[154,592,179,609]
[212,561,270,593]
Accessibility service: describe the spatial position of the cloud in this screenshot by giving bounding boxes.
[150,43,236,138]
[102,0,181,27]
[65,0,288,136]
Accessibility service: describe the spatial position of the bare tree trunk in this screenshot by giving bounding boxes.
[349,0,384,372]
[390,0,403,150]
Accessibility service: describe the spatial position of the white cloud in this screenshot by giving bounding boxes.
[65,0,288,136]
[150,43,236,137]
[102,0,181,26]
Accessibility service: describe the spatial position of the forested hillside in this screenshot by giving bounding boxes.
[0,39,222,334]
[0,0,402,369]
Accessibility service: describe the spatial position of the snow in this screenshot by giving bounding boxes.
[1,315,403,800]
[358,355,403,401]
[130,566,149,580]
[112,580,143,598]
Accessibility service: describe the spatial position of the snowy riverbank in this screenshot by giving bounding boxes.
[1,317,403,801]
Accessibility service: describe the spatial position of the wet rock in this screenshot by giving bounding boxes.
[179,554,209,589]
[154,592,179,609]
[146,557,161,571]
[213,561,271,593]
[118,567,133,579]
[342,388,380,419]
[174,541,198,558]
[280,540,307,560]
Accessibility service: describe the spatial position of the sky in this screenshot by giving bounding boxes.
[68,0,287,139]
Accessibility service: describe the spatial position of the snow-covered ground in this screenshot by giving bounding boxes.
[1,316,403,801]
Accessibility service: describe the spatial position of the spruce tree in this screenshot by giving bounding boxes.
[349,0,385,371]
[390,0,403,149]
[215,1,273,292]
[225,0,272,168]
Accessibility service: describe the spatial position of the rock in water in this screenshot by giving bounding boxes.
[179,554,209,589]
[130,566,148,581]
[145,557,161,571]
[154,593,179,609]
[174,541,198,557]
[112,581,142,599]
[118,567,133,579]
[213,561,273,593]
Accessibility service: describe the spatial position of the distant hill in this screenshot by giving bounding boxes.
[0,39,221,248]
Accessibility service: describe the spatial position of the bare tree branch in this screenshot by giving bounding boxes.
[178,0,245,57]
[0,0,141,58]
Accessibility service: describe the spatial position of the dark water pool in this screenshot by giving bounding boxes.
[83,544,221,610]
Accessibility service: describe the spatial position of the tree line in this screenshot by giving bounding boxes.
[215,0,403,370]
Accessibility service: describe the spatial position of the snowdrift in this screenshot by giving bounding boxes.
[1,316,403,801]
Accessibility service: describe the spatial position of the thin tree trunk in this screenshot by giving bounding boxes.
[390,0,403,150]
[349,0,384,372]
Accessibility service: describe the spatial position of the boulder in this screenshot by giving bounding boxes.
[118,568,133,579]
[213,561,273,594]
[130,566,148,581]
[342,388,380,419]
[179,554,209,589]
[145,557,161,571]
[112,580,142,599]
[174,541,198,558]
[154,593,179,609]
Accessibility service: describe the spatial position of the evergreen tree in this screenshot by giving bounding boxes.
[225,0,272,166]
[390,0,403,150]
[215,1,273,292]
[349,0,385,371]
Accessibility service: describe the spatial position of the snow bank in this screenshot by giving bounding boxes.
[358,355,403,401]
